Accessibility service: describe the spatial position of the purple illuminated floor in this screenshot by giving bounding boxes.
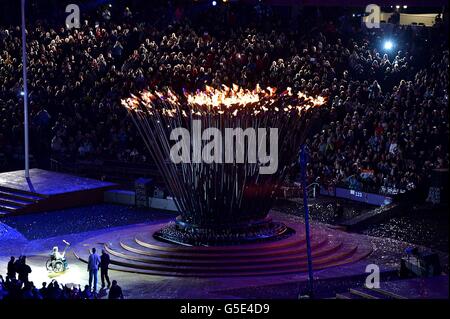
[0,204,448,299]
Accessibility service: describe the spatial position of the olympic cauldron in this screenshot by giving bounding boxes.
[122,85,325,246]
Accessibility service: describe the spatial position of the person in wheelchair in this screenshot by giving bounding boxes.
[46,241,71,272]
[50,246,68,270]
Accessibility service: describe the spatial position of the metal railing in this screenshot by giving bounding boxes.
[293,181,320,198]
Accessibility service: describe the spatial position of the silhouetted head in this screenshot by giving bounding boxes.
[92,247,96,254]
[10,256,15,261]
[112,280,117,286]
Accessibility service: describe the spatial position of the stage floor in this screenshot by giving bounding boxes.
[1,204,447,299]
[0,168,116,196]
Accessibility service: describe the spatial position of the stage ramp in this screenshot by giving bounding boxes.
[0,169,117,217]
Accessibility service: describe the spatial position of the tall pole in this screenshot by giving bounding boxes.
[21,0,30,178]
[300,144,314,298]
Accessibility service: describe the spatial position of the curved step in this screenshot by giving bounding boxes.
[76,244,359,275]
[74,250,323,277]
[103,243,356,273]
[122,235,328,259]
[104,238,339,266]
[134,231,310,253]
[73,217,373,277]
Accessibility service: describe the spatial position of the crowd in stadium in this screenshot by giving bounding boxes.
[0,2,448,195]
[0,274,124,300]
[0,255,124,300]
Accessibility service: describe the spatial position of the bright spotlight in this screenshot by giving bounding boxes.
[20,91,25,96]
[403,5,408,9]
[212,1,217,6]
[396,5,400,9]
[383,40,394,50]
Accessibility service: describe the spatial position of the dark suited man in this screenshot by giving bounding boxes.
[100,249,111,289]
[7,256,16,279]
[17,256,32,284]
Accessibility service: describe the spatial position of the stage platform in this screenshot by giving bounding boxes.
[73,211,373,277]
[1,204,446,298]
[0,169,117,217]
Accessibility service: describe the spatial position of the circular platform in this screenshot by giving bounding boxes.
[154,216,292,246]
[73,213,372,277]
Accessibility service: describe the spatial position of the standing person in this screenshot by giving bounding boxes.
[7,256,16,279]
[13,256,21,278]
[100,249,111,289]
[17,256,32,284]
[40,282,48,299]
[87,247,101,293]
[108,280,124,299]
[81,284,94,299]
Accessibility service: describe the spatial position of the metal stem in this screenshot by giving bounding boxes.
[21,0,30,178]
[300,144,314,298]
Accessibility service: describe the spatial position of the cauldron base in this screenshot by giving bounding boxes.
[153,216,294,246]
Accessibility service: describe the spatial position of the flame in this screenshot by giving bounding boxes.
[186,84,260,108]
[122,84,326,117]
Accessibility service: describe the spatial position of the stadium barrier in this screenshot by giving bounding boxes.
[320,186,393,206]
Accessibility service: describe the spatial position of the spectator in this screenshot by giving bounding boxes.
[39,282,48,299]
[17,256,32,284]
[7,256,16,279]
[0,256,123,299]
[108,280,124,299]
[81,284,94,300]
[0,2,448,198]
